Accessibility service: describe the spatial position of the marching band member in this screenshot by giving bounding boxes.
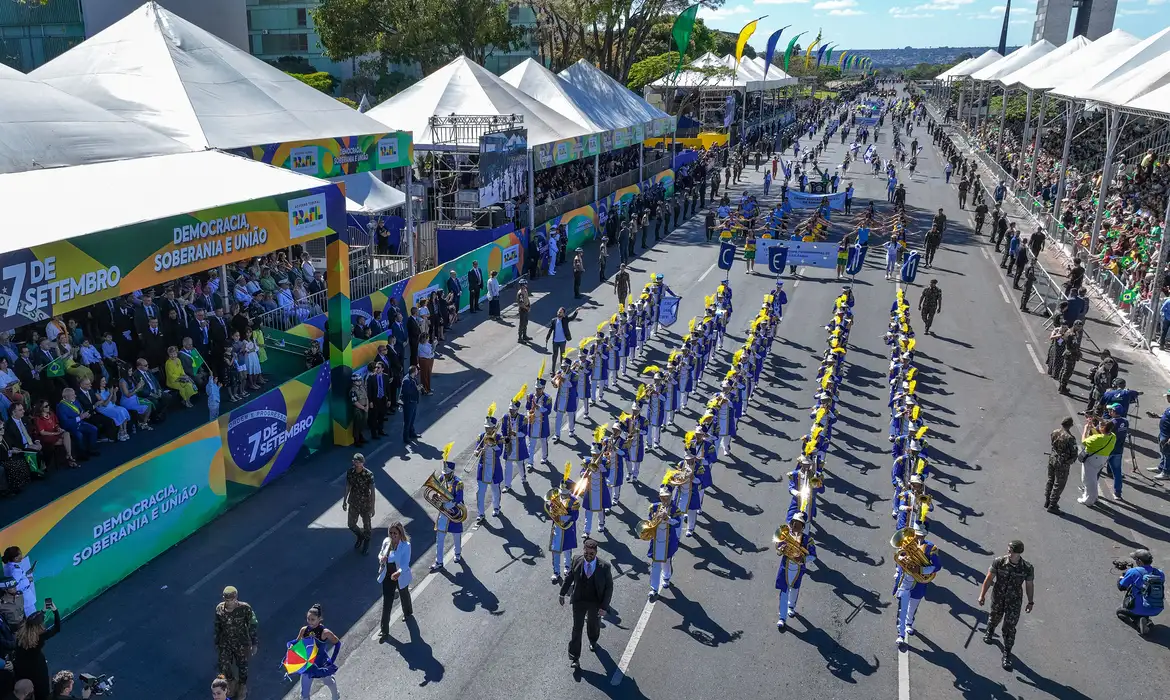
[637,293,653,358]
[526,371,552,470]
[590,329,608,405]
[733,367,749,417]
[892,526,941,646]
[606,316,622,389]
[552,358,579,444]
[501,390,530,491]
[625,396,648,482]
[646,486,682,602]
[431,444,465,571]
[547,463,581,583]
[603,421,628,509]
[670,453,704,537]
[650,274,677,336]
[474,404,503,523]
[664,358,680,427]
[619,309,634,376]
[896,475,933,531]
[772,279,788,322]
[646,370,667,449]
[787,456,825,522]
[581,429,611,535]
[678,344,695,410]
[573,347,593,422]
[776,511,816,630]
[713,381,738,456]
[694,421,717,491]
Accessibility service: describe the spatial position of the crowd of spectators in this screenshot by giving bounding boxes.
[533,147,645,206]
[0,247,327,499]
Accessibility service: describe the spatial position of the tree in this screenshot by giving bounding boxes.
[634,17,718,63]
[269,56,318,74]
[312,0,520,76]
[288,71,338,94]
[627,51,679,92]
[713,30,755,59]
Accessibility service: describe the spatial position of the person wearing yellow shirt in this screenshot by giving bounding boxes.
[164,345,199,408]
[1077,418,1116,507]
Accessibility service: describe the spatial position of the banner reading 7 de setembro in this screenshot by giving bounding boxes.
[0,183,346,334]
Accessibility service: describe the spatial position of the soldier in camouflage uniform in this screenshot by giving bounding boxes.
[978,540,1035,671]
[918,280,942,334]
[1046,417,1078,512]
[1058,324,1083,394]
[214,585,258,700]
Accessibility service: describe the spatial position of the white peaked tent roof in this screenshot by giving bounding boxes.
[368,56,596,148]
[998,36,1090,88]
[945,50,1003,78]
[559,59,670,127]
[1050,27,1170,100]
[970,41,1056,82]
[1072,28,1170,105]
[329,172,405,214]
[0,61,193,174]
[501,58,610,132]
[30,2,392,150]
[747,57,796,84]
[720,55,794,88]
[649,52,741,89]
[936,57,975,80]
[1017,29,1139,91]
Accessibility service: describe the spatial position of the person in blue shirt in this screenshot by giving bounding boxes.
[1147,389,1170,480]
[1160,297,1170,347]
[1117,549,1164,636]
[1104,403,1129,500]
[1101,378,1141,417]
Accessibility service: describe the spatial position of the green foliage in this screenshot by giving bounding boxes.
[627,52,680,92]
[287,71,338,94]
[313,0,520,75]
[989,93,1063,122]
[269,56,318,74]
[713,30,756,59]
[337,96,360,109]
[903,63,946,81]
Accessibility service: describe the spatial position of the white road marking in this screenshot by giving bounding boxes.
[611,599,656,686]
[793,280,801,289]
[997,284,1012,304]
[499,345,523,363]
[1024,342,1046,374]
[899,646,911,700]
[980,247,991,261]
[87,640,126,668]
[437,380,476,407]
[184,509,303,595]
[697,262,718,282]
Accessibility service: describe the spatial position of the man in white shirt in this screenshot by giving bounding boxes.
[487,271,502,319]
[548,234,559,276]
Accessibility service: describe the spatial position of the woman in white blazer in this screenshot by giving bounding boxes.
[378,521,413,639]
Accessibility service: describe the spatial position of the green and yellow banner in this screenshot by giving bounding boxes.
[229,132,413,177]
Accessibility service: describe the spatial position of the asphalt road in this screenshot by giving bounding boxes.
[48,91,1170,700]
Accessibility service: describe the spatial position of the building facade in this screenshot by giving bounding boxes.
[246,0,355,79]
[0,0,85,72]
[1032,0,1117,46]
[482,3,541,75]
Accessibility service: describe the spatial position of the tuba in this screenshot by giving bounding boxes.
[638,503,669,541]
[891,527,936,583]
[666,465,693,487]
[545,488,576,527]
[423,472,467,522]
[773,524,810,562]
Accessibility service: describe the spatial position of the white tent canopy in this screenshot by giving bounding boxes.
[330,172,405,215]
[720,55,796,89]
[558,59,670,128]
[970,41,1056,82]
[648,52,746,90]
[30,1,391,150]
[997,36,1090,88]
[367,56,596,148]
[1076,29,1170,106]
[0,61,192,175]
[1049,26,1170,101]
[936,57,974,80]
[2,151,331,255]
[1015,29,1139,91]
[746,57,796,84]
[944,50,1003,78]
[502,58,610,132]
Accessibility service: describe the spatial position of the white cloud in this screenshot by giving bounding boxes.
[890,5,934,15]
[913,0,975,10]
[829,7,866,14]
[699,4,752,19]
[1149,0,1167,5]
[1119,6,1156,12]
[812,0,857,9]
[757,0,810,4]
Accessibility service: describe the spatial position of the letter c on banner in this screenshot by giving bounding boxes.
[900,251,921,284]
[718,242,736,271]
[845,244,866,276]
[768,246,789,274]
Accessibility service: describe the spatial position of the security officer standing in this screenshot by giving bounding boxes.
[517,279,532,343]
[573,248,585,299]
[977,540,1035,671]
[214,586,258,700]
[343,452,376,554]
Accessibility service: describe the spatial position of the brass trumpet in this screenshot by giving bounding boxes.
[545,488,577,527]
[423,472,467,522]
[638,503,669,541]
[773,524,809,562]
[891,527,936,583]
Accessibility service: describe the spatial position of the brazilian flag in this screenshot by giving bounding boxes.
[189,348,206,373]
[1119,287,1139,304]
[45,354,69,378]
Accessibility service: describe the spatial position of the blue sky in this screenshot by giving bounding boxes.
[698,0,1170,51]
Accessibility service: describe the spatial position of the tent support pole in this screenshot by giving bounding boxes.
[219,264,229,311]
[1028,91,1045,196]
[593,151,600,207]
[1088,108,1123,264]
[995,86,1008,162]
[639,143,644,183]
[404,164,415,275]
[1053,101,1078,228]
[528,151,537,232]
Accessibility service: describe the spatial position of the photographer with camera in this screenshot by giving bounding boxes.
[1115,549,1165,636]
[1077,416,1115,507]
[49,671,89,699]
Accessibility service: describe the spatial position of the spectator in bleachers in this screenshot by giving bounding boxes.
[29,402,72,468]
[164,346,199,408]
[75,378,117,444]
[93,376,132,443]
[56,388,100,459]
[5,404,48,471]
[117,367,153,431]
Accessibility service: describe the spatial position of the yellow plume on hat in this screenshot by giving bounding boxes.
[593,425,606,443]
[906,367,918,381]
[704,294,715,307]
[618,303,625,314]
[689,318,696,333]
[764,294,774,304]
[682,333,692,342]
[717,284,726,295]
[668,350,680,362]
[821,373,833,389]
[805,427,822,455]
[732,348,744,365]
[627,294,633,306]
[487,402,497,419]
[579,336,596,349]
[684,430,696,448]
[636,384,648,402]
[443,442,454,462]
[564,345,576,358]
[911,405,920,421]
[538,359,546,379]
[513,384,527,405]
[915,458,927,474]
[915,425,929,439]
[907,379,917,395]
[661,470,677,486]
[618,412,633,423]
[597,321,608,333]
[815,407,826,424]
[563,461,573,482]
[831,346,846,354]
[643,365,661,375]
[907,338,917,353]
[707,396,722,409]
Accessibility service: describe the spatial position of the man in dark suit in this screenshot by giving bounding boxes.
[374,344,402,415]
[467,261,484,313]
[76,378,117,442]
[134,293,161,337]
[406,307,422,368]
[544,307,579,369]
[400,365,421,443]
[558,539,613,669]
[141,318,168,369]
[365,363,388,438]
